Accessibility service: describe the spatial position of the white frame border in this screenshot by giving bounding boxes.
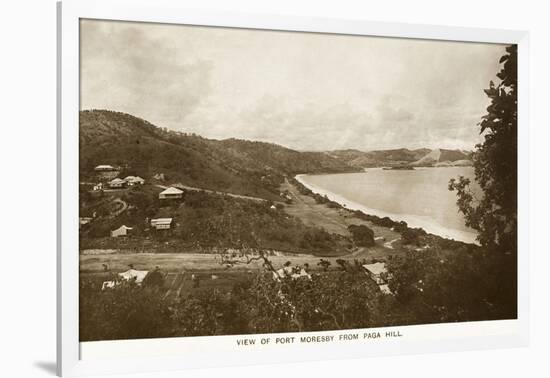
[58,1,530,376]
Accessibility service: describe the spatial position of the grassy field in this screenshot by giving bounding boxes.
[280,180,406,260]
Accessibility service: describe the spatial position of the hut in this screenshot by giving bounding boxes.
[151,218,173,230]
[118,269,149,284]
[124,176,145,186]
[108,178,126,189]
[94,164,116,172]
[111,225,133,237]
[158,187,183,200]
[362,262,387,285]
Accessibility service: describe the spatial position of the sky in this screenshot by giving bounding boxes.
[80,19,507,152]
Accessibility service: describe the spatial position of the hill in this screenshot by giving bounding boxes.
[329,148,471,168]
[79,110,359,200]
[410,148,473,167]
[329,148,430,168]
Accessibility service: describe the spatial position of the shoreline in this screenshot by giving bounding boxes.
[295,173,478,245]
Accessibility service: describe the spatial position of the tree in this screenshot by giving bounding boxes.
[400,228,426,246]
[317,259,331,272]
[142,267,165,288]
[348,224,375,247]
[449,45,517,318]
[449,45,517,255]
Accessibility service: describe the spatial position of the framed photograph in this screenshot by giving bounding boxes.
[57,0,529,376]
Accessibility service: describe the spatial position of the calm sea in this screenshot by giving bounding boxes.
[296,167,479,244]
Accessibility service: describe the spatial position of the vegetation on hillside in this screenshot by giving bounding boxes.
[80,110,358,200]
[80,185,351,256]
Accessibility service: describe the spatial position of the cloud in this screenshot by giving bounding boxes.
[80,20,213,126]
[80,19,506,151]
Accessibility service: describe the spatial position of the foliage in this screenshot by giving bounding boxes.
[386,247,517,323]
[80,279,172,341]
[348,224,375,247]
[81,189,351,256]
[171,289,247,336]
[317,259,331,271]
[400,228,427,246]
[174,191,347,255]
[80,242,517,341]
[142,268,165,288]
[449,45,517,255]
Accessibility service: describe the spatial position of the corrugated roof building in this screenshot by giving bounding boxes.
[151,218,173,230]
[158,187,183,200]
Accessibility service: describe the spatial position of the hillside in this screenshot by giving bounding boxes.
[410,148,473,167]
[79,110,358,200]
[329,148,471,168]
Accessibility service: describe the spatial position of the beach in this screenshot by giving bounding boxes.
[295,171,478,245]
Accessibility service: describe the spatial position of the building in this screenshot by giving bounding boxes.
[92,183,104,191]
[118,269,149,284]
[94,164,116,172]
[79,217,93,229]
[101,281,116,290]
[363,262,392,294]
[151,218,173,230]
[111,225,133,237]
[158,187,183,200]
[272,264,311,281]
[108,178,126,189]
[124,176,145,186]
[362,262,387,285]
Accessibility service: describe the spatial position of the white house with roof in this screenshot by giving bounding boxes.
[363,262,392,294]
[108,178,126,188]
[159,187,183,200]
[151,218,173,230]
[124,176,145,186]
[363,262,388,285]
[79,217,93,229]
[119,269,149,284]
[111,225,133,237]
[94,164,116,172]
[102,269,150,290]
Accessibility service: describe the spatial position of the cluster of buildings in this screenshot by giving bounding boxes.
[106,176,145,189]
[87,166,186,238]
[92,165,145,190]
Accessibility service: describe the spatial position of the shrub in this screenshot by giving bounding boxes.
[348,224,375,247]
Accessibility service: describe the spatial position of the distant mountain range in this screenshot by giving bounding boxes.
[328,148,473,168]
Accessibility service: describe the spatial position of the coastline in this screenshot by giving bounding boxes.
[295,173,478,245]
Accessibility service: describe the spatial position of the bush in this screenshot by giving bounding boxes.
[348,224,375,247]
[401,228,426,246]
[80,280,172,341]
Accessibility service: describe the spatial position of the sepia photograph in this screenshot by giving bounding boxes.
[78,18,517,342]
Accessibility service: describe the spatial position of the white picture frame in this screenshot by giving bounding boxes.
[57,0,530,376]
